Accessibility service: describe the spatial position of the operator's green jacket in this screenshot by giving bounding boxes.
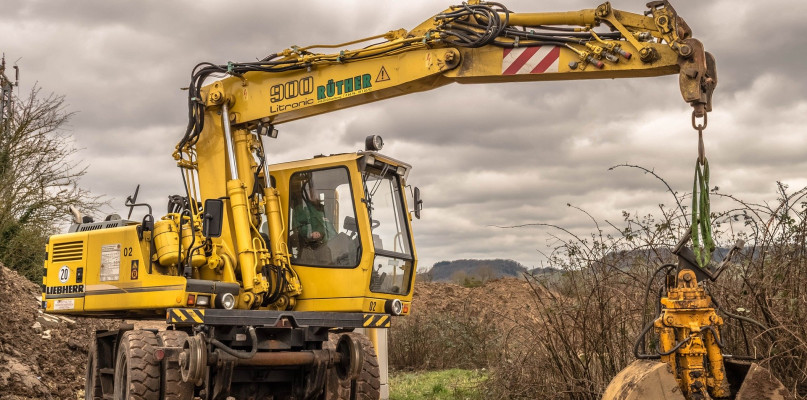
[292,201,337,242]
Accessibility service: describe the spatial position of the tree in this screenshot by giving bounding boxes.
[476,265,496,283]
[450,270,467,285]
[415,267,434,283]
[0,86,101,281]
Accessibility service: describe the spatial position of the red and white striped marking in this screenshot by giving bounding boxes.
[502,46,561,75]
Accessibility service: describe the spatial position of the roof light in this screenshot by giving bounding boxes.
[365,135,384,151]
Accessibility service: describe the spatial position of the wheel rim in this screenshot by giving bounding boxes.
[180,334,206,385]
[336,334,363,381]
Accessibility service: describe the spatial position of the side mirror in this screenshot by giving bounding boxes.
[202,199,224,238]
[413,187,423,219]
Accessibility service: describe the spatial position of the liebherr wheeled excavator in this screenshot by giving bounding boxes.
[42,1,787,399]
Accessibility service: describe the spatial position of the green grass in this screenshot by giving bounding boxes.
[389,369,487,400]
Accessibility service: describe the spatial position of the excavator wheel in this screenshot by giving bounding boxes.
[603,360,793,400]
[113,330,161,400]
[85,342,103,400]
[344,332,381,400]
[157,330,194,400]
[322,333,351,400]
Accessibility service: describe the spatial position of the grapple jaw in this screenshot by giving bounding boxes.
[603,360,683,400]
[727,361,794,400]
[604,360,793,400]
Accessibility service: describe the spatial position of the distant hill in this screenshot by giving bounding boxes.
[528,266,561,276]
[425,259,529,283]
[420,244,739,285]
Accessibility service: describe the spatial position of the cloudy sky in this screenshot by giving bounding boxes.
[2,0,806,270]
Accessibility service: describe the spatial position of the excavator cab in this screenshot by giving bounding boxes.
[269,150,417,315]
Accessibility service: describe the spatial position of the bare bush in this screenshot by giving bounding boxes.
[390,308,501,371]
[392,176,807,399]
[483,181,807,399]
[0,86,102,281]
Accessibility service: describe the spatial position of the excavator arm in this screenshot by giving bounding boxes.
[183,0,715,134]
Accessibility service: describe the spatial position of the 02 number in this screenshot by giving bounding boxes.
[369,301,377,312]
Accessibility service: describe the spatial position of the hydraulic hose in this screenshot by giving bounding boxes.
[633,317,661,360]
[210,327,258,359]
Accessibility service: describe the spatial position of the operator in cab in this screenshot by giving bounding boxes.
[290,173,337,264]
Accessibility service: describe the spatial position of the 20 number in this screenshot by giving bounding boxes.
[58,266,70,283]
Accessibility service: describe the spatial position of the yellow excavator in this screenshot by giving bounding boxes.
[41,1,787,399]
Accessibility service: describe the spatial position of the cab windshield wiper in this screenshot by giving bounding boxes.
[362,164,390,223]
[368,164,390,198]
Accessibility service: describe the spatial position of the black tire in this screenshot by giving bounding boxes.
[322,333,351,400]
[113,330,161,400]
[157,330,194,400]
[85,342,102,400]
[345,332,380,400]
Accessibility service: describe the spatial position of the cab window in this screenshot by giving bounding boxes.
[288,168,361,267]
[362,164,414,295]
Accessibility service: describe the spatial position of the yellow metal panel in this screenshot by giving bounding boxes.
[445,42,679,85]
[215,48,458,126]
[45,225,189,316]
[294,297,366,313]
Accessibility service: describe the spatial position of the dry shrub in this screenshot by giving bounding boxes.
[485,182,807,399]
[390,307,501,371]
[392,178,807,399]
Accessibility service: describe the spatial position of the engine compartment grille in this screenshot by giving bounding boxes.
[51,241,85,262]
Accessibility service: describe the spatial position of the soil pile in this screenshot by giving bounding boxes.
[411,278,542,327]
[388,277,544,371]
[0,265,119,399]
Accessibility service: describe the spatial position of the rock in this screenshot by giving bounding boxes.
[0,358,49,394]
[31,321,43,334]
[67,338,86,353]
[36,313,62,329]
[41,330,51,340]
[57,315,77,327]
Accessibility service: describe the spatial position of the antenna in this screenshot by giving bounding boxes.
[0,53,19,124]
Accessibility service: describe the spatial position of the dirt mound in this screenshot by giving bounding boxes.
[388,277,544,371]
[0,266,120,399]
[411,278,541,327]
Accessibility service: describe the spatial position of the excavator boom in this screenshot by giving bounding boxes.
[189,0,715,131]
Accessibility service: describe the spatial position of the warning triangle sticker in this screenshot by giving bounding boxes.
[376,66,390,82]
